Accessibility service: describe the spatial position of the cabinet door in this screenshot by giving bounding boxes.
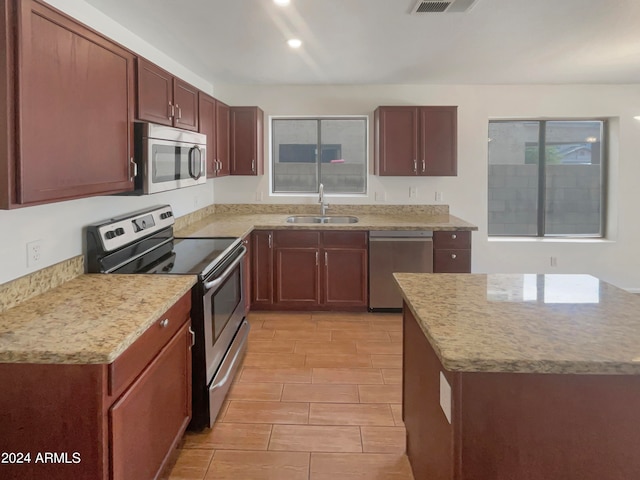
[274,230,321,307]
[420,106,457,176]
[173,78,199,131]
[137,58,173,126]
[251,231,273,307]
[216,101,231,176]
[322,231,368,307]
[16,0,134,205]
[374,106,419,176]
[110,322,191,480]
[230,106,263,175]
[199,92,217,178]
[275,247,320,307]
[323,248,368,307]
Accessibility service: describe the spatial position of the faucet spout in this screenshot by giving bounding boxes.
[319,183,328,216]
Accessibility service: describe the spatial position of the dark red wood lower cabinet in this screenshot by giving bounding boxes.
[403,305,640,480]
[0,294,192,480]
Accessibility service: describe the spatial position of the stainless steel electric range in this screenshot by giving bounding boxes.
[85,204,249,430]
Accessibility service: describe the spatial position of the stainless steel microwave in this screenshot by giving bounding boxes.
[132,122,207,195]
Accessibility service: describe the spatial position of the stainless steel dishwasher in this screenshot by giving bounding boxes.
[369,230,433,310]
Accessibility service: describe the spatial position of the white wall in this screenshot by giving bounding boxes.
[213,84,640,290]
[0,0,215,285]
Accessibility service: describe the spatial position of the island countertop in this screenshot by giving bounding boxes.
[0,274,196,364]
[393,273,640,375]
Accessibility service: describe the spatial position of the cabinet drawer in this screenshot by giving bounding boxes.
[274,230,320,248]
[109,293,191,397]
[322,231,367,248]
[433,231,471,249]
[434,249,471,273]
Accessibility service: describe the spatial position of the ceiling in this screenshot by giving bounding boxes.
[84,0,640,86]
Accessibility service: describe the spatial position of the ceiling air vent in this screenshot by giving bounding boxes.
[411,0,478,13]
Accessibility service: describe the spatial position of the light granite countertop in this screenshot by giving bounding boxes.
[394,273,640,375]
[175,211,477,239]
[0,274,196,364]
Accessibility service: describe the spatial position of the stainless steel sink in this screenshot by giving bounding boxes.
[286,215,359,224]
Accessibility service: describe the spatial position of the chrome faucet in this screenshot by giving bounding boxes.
[319,183,329,216]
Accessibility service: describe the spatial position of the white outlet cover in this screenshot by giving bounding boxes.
[440,372,452,424]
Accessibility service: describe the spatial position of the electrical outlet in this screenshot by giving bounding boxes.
[27,240,43,268]
[435,191,443,202]
[256,191,264,202]
[409,186,418,198]
[550,256,558,267]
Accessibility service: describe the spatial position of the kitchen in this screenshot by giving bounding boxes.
[1,0,640,479]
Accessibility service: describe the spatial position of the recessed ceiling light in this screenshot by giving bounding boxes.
[287,38,302,49]
[274,0,290,6]
[635,115,640,121]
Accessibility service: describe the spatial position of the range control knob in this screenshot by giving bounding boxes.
[105,230,116,240]
[115,228,125,236]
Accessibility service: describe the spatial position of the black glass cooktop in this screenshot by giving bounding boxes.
[112,237,240,276]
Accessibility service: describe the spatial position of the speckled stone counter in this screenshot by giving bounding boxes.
[0,274,196,364]
[175,208,477,239]
[394,273,640,375]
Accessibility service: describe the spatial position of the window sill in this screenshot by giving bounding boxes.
[488,237,614,244]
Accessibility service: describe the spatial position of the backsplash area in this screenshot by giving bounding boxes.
[0,256,84,314]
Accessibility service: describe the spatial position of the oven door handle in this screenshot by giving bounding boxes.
[203,246,247,291]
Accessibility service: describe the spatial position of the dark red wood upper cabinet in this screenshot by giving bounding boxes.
[374,105,457,177]
[173,78,198,131]
[137,58,198,131]
[1,0,135,208]
[374,106,419,176]
[216,101,230,176]
[198,92,217,178]
[420,106,457,176]
[136,58,173,127]
[230,106,264,176]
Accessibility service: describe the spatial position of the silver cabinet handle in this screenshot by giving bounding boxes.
[413,159,417,174]
[188,326,195,348]
[324,251,328,266]
[176,104,182,120]
[268,233,272,249]
[251,159,255,173]
[160,319,169,328]
[315,251,319,266]
[169,102,174,119]
[452,234,457,240]
[451,253,457,259]
[422,159,426,173]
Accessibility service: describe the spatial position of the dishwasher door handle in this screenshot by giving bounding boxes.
[369,237,433,242]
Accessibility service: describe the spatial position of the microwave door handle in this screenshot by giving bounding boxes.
[188,147,196,179]
[189,146,203,180]
[203,246,247,291]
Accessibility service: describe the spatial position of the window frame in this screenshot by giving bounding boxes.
[488,118,608,238]
[270,115,369,196]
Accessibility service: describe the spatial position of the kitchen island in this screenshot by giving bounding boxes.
[394,273,640,480]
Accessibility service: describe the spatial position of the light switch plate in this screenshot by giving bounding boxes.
[440,371,452,424]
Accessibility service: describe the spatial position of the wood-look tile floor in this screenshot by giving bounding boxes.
[168,311,414,480]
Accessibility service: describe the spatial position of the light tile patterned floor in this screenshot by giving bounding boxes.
[168,311,415,480]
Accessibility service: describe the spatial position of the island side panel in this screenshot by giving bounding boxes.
[459,370,640,480]
[403,304,461,480]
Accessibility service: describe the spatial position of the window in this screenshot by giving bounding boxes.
[272,117,367,194]
[488,120,606,237]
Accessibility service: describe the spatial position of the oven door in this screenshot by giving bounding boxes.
[143,138,206,194]
[201,246,248,383]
